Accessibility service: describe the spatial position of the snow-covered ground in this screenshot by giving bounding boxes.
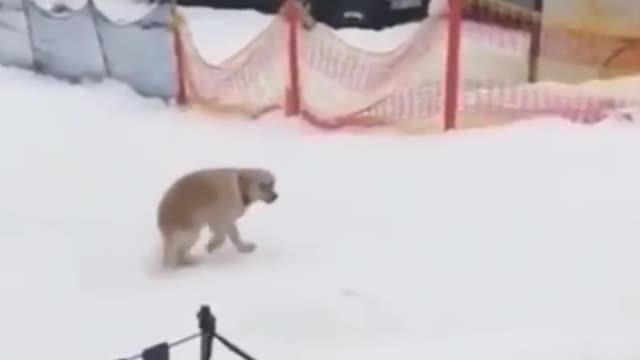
[1,3,640,360]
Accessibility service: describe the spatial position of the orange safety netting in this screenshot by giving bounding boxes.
[296,14,447,130]
[450,0,640,128]
[173,0,640,132]
[173,7,290,118]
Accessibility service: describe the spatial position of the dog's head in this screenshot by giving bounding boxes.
[237,168,278,206]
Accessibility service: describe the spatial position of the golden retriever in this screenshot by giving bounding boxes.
[156,167,278,267]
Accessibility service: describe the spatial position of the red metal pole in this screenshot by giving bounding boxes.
[171,9,187,106]
[443,0,462,130]
[285,0,301,116]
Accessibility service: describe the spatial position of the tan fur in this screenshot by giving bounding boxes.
[156,167,278,267]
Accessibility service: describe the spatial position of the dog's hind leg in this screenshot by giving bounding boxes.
[163,229,200,267]
[227,223,256,253]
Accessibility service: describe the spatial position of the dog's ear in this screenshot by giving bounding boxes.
[236,171,252,207]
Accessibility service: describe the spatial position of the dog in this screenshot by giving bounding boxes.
[156,167,278,267]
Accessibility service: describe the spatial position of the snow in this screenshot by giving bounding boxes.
[1,4,640,360]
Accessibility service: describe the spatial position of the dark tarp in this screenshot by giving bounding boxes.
[312,0,428,29]
[176,0,284,13]
[174,0,428,29]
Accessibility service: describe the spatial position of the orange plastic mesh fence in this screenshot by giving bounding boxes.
[451,0,640,129]
[175,8,289,118]
[174,0,640,132]
[461,0,640,74]
[296,16,446,130]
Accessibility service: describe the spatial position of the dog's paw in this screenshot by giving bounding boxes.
[206,238,224,253]
[238,242,256,253]
[170,254,197,268]
[180,257,198,267]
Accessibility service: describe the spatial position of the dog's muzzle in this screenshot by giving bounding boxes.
[267,192,278,203]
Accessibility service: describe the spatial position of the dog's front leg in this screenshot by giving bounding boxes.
[227,223,256,253]
[206,225,226,253]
